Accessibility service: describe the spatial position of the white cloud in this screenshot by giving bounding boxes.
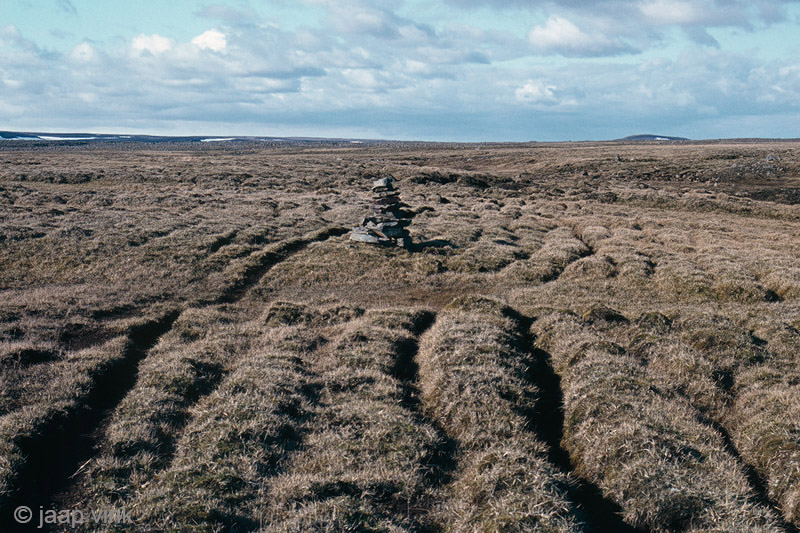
[515,80,558,104]
[353,11,390,33]
[445,1,800,51]
[402,59,434,75]
[2,77,23,89]
[343,68,379,88]
[131,34,173,55]
[639,0,702,25]
[3,3,800,140]
[70,42,96,62]
[328,5,400,37]
[0,24,39,52]
[528,15,635,56]
[192,29,227,52]
[529,16,587,48]
[0,24,22,43]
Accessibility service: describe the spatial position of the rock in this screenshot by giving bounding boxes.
[373,177,396,189]
[349,176,412,248]
[350,228,382,244]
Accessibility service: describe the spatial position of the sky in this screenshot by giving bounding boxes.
[1,0,800,141]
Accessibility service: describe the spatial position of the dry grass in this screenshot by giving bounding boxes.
[0,311,176,515]
[679,315,800,527]
[261,311,443,531]
[121,323,318,531]
[502,227,590,284]
[75,306,250,516]
[532,311,782,532]
[417,296,584,532]
[4,140,800,530]
[730,373,800,526]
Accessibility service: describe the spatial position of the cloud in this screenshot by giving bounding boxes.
[70,42,97,62]
[131,34,173,55]
[639,0,703,25]
[314,1,401,38]
[3,3,800,140]
[351,10,397,36]
[515,80,559,104]
[683,26,720,47]
[0,24,23,42]
[528,15,637,56]
[310,0,435,41]
[0,24,40,52]
[192,29,227,52]
[446,0,800,52]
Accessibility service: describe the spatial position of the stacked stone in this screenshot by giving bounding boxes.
[350,177,411,248]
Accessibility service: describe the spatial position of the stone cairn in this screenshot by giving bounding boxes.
[350,177,411,249]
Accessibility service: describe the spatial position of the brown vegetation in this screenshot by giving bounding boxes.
[417,296,583,532]
[2,139,800,531]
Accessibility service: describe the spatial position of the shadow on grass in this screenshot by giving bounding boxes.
[529,343,644,533]
[510,308,645,533]
[411,239,455,252]
[392,312,459,532]
[2,310,180,531]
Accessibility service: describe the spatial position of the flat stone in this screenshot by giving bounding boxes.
[372,190,399,198]
[372,177,396,189]
[382,227,410,237]
[373,199,400,207]
[350,231,381,244]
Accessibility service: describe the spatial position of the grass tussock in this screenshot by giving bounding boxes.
[690,317,800,527]
[445,241,526,273]
[0,310,178,516]
[560,253,617,281]
[761,267,800,300]
[259,238,452,306]
[634,335,728,417]
[568,222,656,286]
[653,258,716,302]
[203,225,348,303]
[262,301,365,329]
[261,310,444,532]
[706,260,776,303]
[598,307,800,527]
[532,311,782,532]
[673,312,765,378]
[730,377,800,526]
[503,227,590,284]
[76,306,250,513]
[122,324,318,532]
[417,296,584,532]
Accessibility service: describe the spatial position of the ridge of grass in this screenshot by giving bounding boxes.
[0,310,179,526]
[417,296,585,532]
[532,310,783,532]
[73,305,251,514]
[261,309,445,532]
[120,323,320,531]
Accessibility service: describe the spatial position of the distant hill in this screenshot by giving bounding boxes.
[618,134,690,142]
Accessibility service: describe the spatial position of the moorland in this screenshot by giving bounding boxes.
[1,138,800,532]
